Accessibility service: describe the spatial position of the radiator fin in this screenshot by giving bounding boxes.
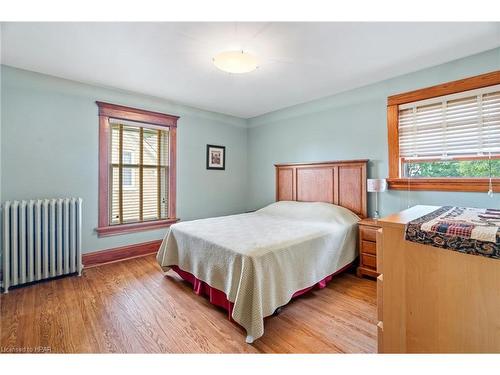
[2,198,83,293]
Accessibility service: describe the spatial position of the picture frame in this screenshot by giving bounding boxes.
[206,144,226,170]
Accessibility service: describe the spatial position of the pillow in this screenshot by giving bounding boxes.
[256,200,360,225]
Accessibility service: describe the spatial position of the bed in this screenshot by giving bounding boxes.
[157,160,368,343]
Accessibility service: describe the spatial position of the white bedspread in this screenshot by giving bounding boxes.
[156,201,359,342]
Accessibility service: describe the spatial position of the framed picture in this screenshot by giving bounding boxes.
[206,144,226,170]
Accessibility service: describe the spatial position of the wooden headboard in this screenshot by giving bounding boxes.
[275,160,368,218]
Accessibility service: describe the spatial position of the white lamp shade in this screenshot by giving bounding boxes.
[367,178,387,193]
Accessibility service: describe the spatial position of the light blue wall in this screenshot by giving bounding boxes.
[247,47,500,216]
[1,66,248,253]
[2,47,499,256]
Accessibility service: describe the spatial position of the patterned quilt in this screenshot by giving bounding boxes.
[405,206,500,259]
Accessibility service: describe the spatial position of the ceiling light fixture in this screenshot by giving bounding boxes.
[213,50,258,74]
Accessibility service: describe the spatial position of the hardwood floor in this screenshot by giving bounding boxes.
[0,255,377,353]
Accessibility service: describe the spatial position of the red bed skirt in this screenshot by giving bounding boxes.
[170,262,353,322]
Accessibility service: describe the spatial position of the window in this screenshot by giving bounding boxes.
[96,102,179,236]
[122,151,136,189]
[110,122,168,224]
[387,71,500,192]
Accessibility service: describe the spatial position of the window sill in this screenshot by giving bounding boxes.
[387,178,500,192]
[96,218,180,237]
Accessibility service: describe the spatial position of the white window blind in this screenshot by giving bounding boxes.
[398,84,500,160]
[109,120,169,225]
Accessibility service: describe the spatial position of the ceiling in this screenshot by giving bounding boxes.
[1,22,499,119]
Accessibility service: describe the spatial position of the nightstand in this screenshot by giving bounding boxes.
[356,218,381,278]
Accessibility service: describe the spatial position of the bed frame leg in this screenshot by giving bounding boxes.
[245,335,255,344]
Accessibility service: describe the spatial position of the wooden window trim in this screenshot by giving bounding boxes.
[96,101,179,236]
[96,218,180,237]
[387,70,500,192]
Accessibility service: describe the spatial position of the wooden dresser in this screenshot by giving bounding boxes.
[356,218,381,278]
[377,205,500,353]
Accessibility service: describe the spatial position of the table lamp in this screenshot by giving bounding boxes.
[367,178,387,219]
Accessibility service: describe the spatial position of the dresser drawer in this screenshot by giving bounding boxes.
[361,253,377,268]
[360,226,378,242]
[356,220,381,279]
[377,321,384,353]
[361,240,376,255]
[377,274,383,321]
[376,228,383,273]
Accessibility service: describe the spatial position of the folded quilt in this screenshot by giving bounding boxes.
[405,206,500,259]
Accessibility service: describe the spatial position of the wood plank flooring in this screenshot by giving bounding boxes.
[0,255,377,353]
